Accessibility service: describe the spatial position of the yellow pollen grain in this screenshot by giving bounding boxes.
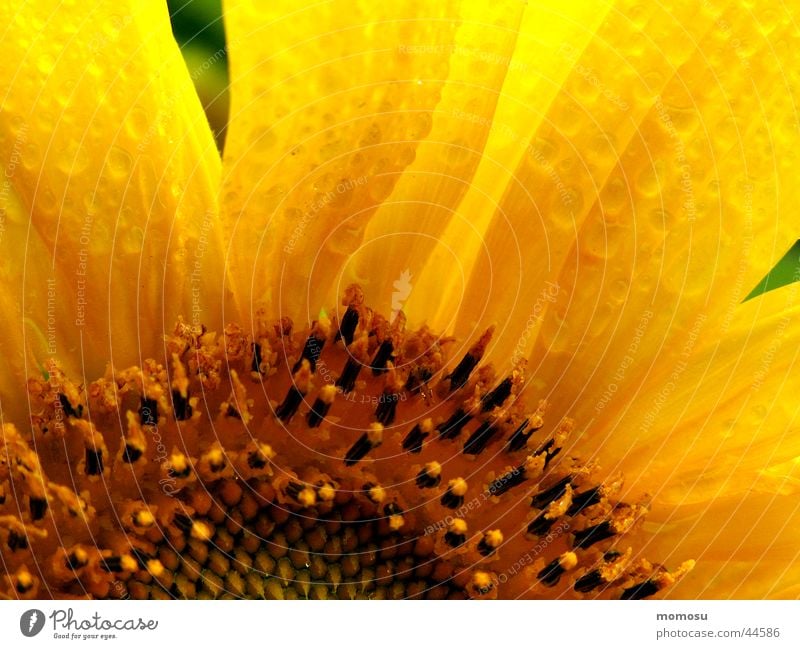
[191,521,213,541]
[560,552,578,571]
[450,478,468,497]
[523,454,545,477]
[298,487,317,507]
[317,483,336,502]
[134,510,155,527]
[450,518,468,535]
[17,569,33,588]
[483,529,504,548]
[319,384,337,404]
[425,461,442,477]
[366,485,386,504]
[472,570,494,590]
[207,448,224,467]
[367,422,384,445]
[170,453,188,473]
[147,559,165,578]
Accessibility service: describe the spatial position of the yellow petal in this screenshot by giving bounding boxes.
[609,288,800,501]
[0,0,222,417]
[222,0,498,321]
[408,1,722,339]
[644,491,800,598]
[594,287,800,597]
[346,0,527,315]
[505,1,800,432]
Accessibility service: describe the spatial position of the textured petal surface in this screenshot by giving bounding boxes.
[519,1,800,431]
[612,288,800,597]
[222,0,540,324]
[405,1,716,338]
[0,0,221,419]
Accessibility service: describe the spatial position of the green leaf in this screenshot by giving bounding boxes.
[744,239,800,301]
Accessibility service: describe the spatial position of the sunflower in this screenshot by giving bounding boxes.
[1,0,800,601]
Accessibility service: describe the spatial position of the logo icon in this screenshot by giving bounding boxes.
[390,269,413,323]
[20,609,45,637]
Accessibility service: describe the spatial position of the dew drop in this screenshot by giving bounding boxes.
[22,143,42,171]
[609,278,629,303]
[407,112,432,140]
[57,143,90,175]
[125,107,150,140]
[263,184,287,210]
[249,126,276,150]
[36,188,58,216]
[359,123,382,148]
[106,146,132,178]
[636,164,662,197]
[37,53,56,76]
[444,138,471,166]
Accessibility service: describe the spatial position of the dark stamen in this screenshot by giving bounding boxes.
[463,421,499,455]
[101,556,123,573]
[251,342,264,376]
[403,424,429,454]
[506,418,536,452]
[384,503,403,518]
[415,467,440,489]
[344,433,374,467]
[530,476,572,510]
[171,389,193,421]
[438,408,472,440]
[335,357,362,394]
[574,569,605,593]
[247,450,267,469]
[440,489,464,510]
[286,481,305,502]
[538,558,566,586]
[140,397,158,426]
[477,537,498,557]
[444,530,466,548]
[405,367,433,394]
[573,521,615,550]
[307,396,331,428]
[173,513,193,534]
[122,444,143,464]
[85,447,103,475]
[370,339,394,376]
[59,393,82,418]
[168,463,191,479]
[29,497,48,521]
[66,551,88,570]
[335,306,359,346]
[130,548,153,570]
[375,393,399,426]
[275,386,304,422]
[293,335,325,373]
[487,466,527,496]
[446,353,480,392]
[481,377,512,412]
[567,487,603,516]
[8,530,28,551]
[527,512,556,537]
[621,580,660,600]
